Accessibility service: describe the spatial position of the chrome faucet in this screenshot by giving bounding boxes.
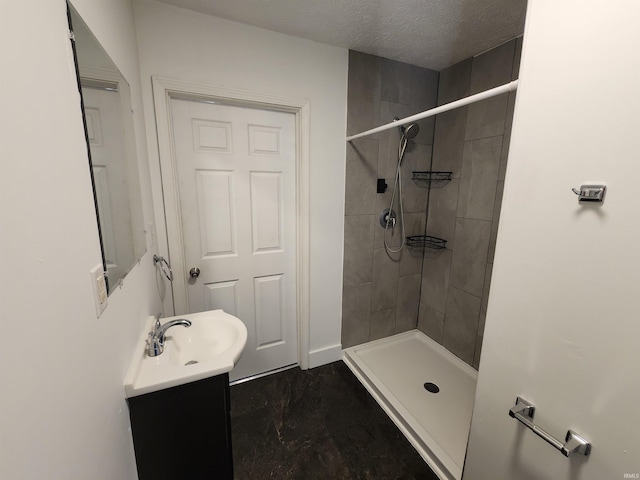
[147,314,192,357]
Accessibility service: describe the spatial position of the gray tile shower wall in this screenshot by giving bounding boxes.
[419,38,523,368]
[342,39,522,364]
[342,51,439,348]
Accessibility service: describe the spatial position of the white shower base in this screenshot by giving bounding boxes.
[343,330,478,480]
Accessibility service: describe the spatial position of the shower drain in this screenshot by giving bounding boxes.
[185,360,198,366]
[423,382,440,394]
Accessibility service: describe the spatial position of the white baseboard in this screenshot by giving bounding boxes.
[307,343,342,368]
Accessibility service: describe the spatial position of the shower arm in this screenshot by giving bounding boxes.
[346,80,518,142]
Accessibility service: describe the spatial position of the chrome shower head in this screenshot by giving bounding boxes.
[393,117,420,139]
[401,122,420,139]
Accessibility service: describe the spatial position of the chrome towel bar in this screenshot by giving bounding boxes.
[509,397,591,457]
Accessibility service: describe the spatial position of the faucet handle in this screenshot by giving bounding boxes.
[146,332,162,357]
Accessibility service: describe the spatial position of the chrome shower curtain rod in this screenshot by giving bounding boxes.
[346,79,519,142]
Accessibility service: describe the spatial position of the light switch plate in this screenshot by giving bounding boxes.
[90,264,108,317]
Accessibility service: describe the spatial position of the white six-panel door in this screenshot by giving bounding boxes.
[169,98,297,381]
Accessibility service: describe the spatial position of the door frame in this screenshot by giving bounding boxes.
[151,76,311,369]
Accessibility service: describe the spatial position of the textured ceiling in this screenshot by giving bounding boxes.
[155,0,527,70]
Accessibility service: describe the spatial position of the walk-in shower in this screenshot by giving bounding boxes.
[382,118,420,254]
[342,38,522,480]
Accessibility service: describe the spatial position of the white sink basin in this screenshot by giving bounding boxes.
[124,310,247,398]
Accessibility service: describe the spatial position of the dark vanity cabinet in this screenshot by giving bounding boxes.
[127,373,233,479]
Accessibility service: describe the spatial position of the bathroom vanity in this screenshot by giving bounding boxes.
[124,310,248,480]
[127,373,233,479]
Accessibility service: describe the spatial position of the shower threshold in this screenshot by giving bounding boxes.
[343,330,478,480]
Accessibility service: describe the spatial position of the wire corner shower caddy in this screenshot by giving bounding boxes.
[406,235,447,257]
[412,171,452,189]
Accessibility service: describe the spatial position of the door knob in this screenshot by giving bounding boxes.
[189,267,200,279]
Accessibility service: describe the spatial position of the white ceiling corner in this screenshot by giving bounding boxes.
[153,0,527,71]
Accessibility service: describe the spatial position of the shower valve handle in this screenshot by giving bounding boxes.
[380,208,397,229]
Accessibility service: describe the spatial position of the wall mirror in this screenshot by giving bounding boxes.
[68,4,146,294]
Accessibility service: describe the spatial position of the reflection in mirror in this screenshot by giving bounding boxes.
[68,4,146,294]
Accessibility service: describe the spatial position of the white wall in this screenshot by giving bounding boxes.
[133,0,348,366]
[464,1,640,478]
[0,1,161,479]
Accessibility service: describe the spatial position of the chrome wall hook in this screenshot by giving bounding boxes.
[572,184,606,203]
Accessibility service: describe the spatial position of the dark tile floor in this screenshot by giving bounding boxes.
[230,361,439,479]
